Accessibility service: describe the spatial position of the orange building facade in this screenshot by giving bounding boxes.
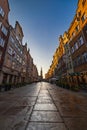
[45,0,87,87]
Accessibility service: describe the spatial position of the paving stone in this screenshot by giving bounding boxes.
[25,92,39,96]
[3,106,28,116]
[55,102,87,117]
[15,97,37,106]
[64,118,87,130]
[39,90,49,93]
[12,120,27,130]
[0,116,13,130]
[27,123,67,130]
[40,87,48,90]
[30,111,63,122]
[15,101,35,106]
[10,117,27,130]
[34,104,57,111]
[37,98,53,104]
[38,96,52,100]
[24,97,37,101]
[0,102,17,115]
[0,82,87,130]
[38,93,50,97]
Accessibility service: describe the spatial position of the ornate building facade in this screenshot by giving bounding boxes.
[0,0,39,86]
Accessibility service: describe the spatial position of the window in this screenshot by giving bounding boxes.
[0,6,4,17]
[19,40,21,45]
[67,63,68,69]
[77,56,81,65]
[0,22,2,28]
[81,13,86,23]
[16,36,19,41]
[6,57,11,67]
[1,25,8,36]
[19,58,22,63]
[78,36,84,46]
[18,47,20,52]
[8,46,13,55]
[68,62,72,69]
[0,37,5,47]
[84,24,87,34]
[82,0,86,6]
[17,55,19,61]
[0,51,2,60]
[70,37,72,41]
[15,42,18,48]
[72,32,75,37]
[16,35,22,45]
[75,25,79,32]
[12,51,16,59]
[82,52,87,63]
[10,36,15,44]
[74,42,78,50]
[23,61,25,65]
[67,50,69,55]
[73,59,77,67]
[21,51,22,54]
[71,47,74,54]
[12,51,16,58]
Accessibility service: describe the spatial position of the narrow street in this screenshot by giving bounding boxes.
[0,82,87,130]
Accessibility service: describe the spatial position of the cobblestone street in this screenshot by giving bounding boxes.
[0,82,87,130]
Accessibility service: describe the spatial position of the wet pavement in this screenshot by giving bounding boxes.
[0,82,87,130]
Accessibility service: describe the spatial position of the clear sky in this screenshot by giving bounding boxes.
[8,0,78,77]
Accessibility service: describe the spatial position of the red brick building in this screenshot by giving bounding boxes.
[0,0,10,84]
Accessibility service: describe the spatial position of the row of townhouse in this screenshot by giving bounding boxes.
[0,0,38,85]
[45,0,87,87]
